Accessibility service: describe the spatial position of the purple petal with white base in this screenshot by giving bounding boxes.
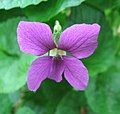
[27,56,52,91]
[63,56,89,90]
[17,21,55,56]
[58,24,100,59]
[27,56,64,91]
[48,57,65,82]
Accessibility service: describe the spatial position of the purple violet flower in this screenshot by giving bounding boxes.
[17,21,100,91]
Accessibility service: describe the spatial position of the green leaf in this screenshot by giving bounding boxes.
[0,52,35,93]
[9,91,22,104]
[15,106,36,114]
[106,9,120,36]
[68,3,103,24]
[55,89,97,114]
[0,8,24,22]
[55,91,87,114]
[115,55,120,70]
[85,65,120,114]
[42,80,70,100]
[0,18,36,93]
[23,0,85,22]
[68,3,117,76]
[0,0,47,10]
[0,94,13,114]
[86,0,117,11]
[42,80,71,114]
[22,80,70,114]
[113,52,120,72]
[0,17,22,55]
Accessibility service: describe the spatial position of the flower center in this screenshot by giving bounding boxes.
[49,48,66,57]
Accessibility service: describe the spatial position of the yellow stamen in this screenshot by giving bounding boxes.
[58,49,66,56]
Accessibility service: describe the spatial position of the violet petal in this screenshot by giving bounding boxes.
[17,21,55,56]
[27,56,52,91]
[48,57,65,82]
[27,56,64,91]
[58,24,100,59]
[63,56,89,90]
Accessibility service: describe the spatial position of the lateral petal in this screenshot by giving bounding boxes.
[63,56,89,90]
[27,56,52,91]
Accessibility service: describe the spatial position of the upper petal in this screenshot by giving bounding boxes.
[17,21,55,56]
[58,24,100,59]
[63,56,89,90]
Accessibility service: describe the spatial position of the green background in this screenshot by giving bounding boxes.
[0,0,120,114]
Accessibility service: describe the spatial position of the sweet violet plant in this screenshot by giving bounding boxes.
[17,21,100,91]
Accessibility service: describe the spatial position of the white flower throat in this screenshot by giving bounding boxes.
[49,48,66,57]
[49,21,66,57]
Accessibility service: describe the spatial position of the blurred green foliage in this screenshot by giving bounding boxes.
[0,0,120,114]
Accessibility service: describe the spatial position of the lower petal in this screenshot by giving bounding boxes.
[27,56,52,91]
[48,57,65,82]
[63,56,89,90]
[27,56,64,91]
